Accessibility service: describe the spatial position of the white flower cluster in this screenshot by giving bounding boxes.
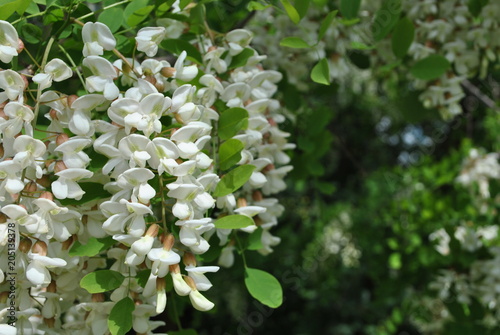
[0,17,293,334]
[425,148,500,329]
[251,0,500,118]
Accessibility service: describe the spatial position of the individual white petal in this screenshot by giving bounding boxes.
[189,290,214,311]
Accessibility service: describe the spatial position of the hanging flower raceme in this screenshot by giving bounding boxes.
[0,15,293,334]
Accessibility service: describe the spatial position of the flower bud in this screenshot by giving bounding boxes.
[146,224,160,238]
[67,95,78,108]
[19,238,32,253]
[49,109,58,120]
[92,293,105,302]
[54,160,67,173]
[32,241,48,256]
[23,181,38,194]
[183,252,196,267]
[40,191,54,201]
[160,67,176,78]
[0,143,4,157]
[237,197,247,208]
[162,233,175,251]
[56,133,70,146]
[36,175,51,188]
[252,190,263,202]
[0,214,6,224]
[17,39,24,53]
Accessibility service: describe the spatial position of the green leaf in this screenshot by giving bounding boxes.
[127,5,154,26]
[213,165,256,197]
[340,0,361,19]
[244,267,283,308]
[294,0,309,19]
[20,23,42,44]
[318,10,337,41]
[391,17,414,58]
[247,1,271,11]
[58,183,112,206]
[279,37,310,49]
[350,41,375,50]
[179,0,190,10]
[24,1,40,15]
[160,38,203,65]
[189,3,205,34]
[228,48,254,69]
[108,297,135,335]
[69,237,115,257]
[372,0,401,42]
[80,270,125,293]
[410,54,450,81]
[310,58,330,85]
[280,0,300,24]
[468,0,488,17]
[123,0,150,27]
[136,269,151,288]
[98,7,124,33]
[218,107,249,140]
[219,139,244,170]
[0,0,31,20]
[247,227,264,250]
[215,215,254,229]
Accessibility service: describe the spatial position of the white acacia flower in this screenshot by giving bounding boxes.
[185,265,219,291]
[170,263,191,296]
[52,168,93,200]
[0,69,25,103]
[13,135,46,178]
[116,168,156,203]
[1,204,37,233]
[33,58,73,90]
[101,199,153,237]
[118,134,151,168]
[82,22,116,57]
[26,249,67,286]
[0,160,24,199]
[185,276,214,312]
[0,102,33,137]
[0,20,21,63]
[197,74,223,107]
[123,93,172,137]
[69,94,106,136]
[136,27,166,57]
[146,137,182,175]
[173,51,198,82]
[147,235,181,278]
[176,218,214,254]
[83,56,119,100]
[226,29,253,55]
[55,137,92,169]
[203,47,227,73]
[221,82,251,107]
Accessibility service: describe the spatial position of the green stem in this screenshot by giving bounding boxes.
[159,175,169,233]
[23,47,41,69]
[32,36,55,134]
[58,43,88,94]
[76,0,133,20]
[11,11,47,25]
[170,293,183,330]
[235,233,248,268]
